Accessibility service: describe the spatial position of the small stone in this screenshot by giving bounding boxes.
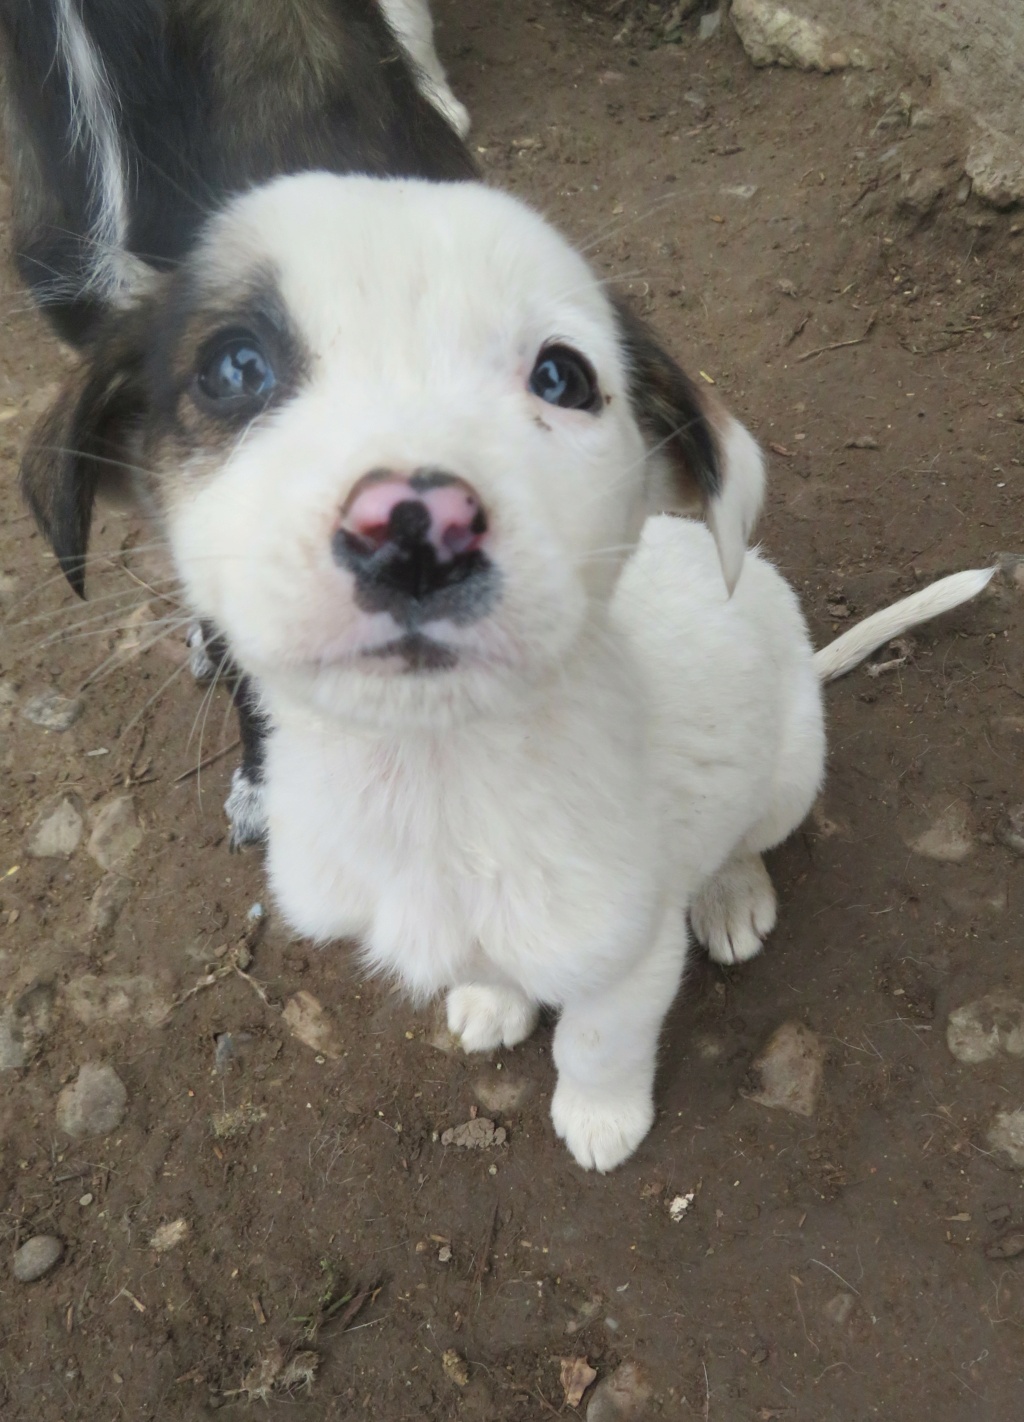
[897,168,946,219]
[985,1231,1024,1260]
[996,805,1024,857]
[282,991,344,1060]
[730,0,872,72]
[743,1021,824,1117]
[151,1219,190,1252]
[987,1109,1024,1169]
[442,1349,469,1388]
[13,1235,64,1283]
[87,796,143,870]
[22,690,83,732]
[947,995,1024,1065]
[0,981,54,1070]
[437,1244,453,1263]
[965,129,1024,211]
[87,873,133,936]
[27,797,83,858]
[823,1292,856,1326]
[907,798,974,863]
[78,1193,93,1207]
[473,1074,530,1113]
[56,1063,128,1139]
[440,1117,507,1149]
[698,7,721,41]
[586,1360,652,1422]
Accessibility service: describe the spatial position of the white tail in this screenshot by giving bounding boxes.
[813,567,995,683]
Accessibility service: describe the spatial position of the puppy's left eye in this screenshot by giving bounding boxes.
[197,336,277,405]
[528,345,600,413]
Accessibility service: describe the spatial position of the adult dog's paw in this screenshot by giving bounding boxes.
[691,853,777,965]
[551,1079,654,1172]
[446,984,538,1053]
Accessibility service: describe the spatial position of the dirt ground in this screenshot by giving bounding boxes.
[2,4,1023,1419]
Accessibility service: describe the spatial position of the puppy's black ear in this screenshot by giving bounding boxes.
[20,311,151,597]
[613,297,764,593]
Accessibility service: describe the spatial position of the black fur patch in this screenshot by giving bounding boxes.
[611,296,722,507]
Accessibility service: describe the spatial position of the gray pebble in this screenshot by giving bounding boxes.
[87,796,143,870]
[13,1235,64,1282]
[56,1062,127,1139]
[22,690,83,732]
[587,1361,652,1422]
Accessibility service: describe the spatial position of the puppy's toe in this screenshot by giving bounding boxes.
[225,767,269,851]
[551,1079,653,1172]
[446,984,538,1053]
[691,854,777,966]
[187,623,217,682]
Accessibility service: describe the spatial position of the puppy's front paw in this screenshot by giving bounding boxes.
[446,984,538,1053]
[224,767,268,851]
[551,1079,654,1172]
[691,853,777,965]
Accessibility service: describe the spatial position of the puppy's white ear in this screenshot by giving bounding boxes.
[613,298,765,593]
[703,416,765,594]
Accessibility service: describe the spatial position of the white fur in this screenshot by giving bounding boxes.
[378,0,470,137]
[158,175,991,1171]
[53,0,140,304]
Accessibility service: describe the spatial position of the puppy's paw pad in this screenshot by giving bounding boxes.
[691,855,777,966]
[551,1081,653,1172]
[225,768,268,851]
[446,985,538,1053]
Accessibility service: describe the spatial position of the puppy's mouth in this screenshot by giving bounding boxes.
[361,631,459,672]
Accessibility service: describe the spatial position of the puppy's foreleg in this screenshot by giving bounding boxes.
[550,914,687,1172]
[447,981,540,1053]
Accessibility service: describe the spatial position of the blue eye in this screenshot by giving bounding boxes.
[197,336,276,404]
[528,344,600,412]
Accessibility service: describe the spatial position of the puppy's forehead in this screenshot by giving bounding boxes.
[194,174,615,360]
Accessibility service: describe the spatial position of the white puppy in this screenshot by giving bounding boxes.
[23,174,992,1170]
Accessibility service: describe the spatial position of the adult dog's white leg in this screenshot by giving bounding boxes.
[551,913,687,1172]
[378,0,470,137]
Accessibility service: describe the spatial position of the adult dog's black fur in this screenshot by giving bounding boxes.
[0,0,474,845]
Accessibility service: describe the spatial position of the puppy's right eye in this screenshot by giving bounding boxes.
[197,336,276,406]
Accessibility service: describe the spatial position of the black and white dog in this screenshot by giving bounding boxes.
[0,0,472,844]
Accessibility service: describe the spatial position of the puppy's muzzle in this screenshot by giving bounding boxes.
[332,469,499,626]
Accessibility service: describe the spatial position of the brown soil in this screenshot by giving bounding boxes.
[2,4,1023,1419]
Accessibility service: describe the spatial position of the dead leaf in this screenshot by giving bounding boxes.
[560,1357,597,1408]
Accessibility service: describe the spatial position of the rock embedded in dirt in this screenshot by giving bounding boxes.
[985,1231,1024,1260]
[21,690,83,731]
[56,1062,128,1139]
[13,1235,64,1282]
[0,981,54,1070]
[743,1021,824,1117]
[966,130,1024,210]
[987,1109,1024,1169]
[440,1117,507,1149]
[282,990,344,1060]
[730,0,872,73]
[586,1361,652,1422]
[87,872,133,936]
[473,1073,531,1113]
[87,795,143,870]
[823,1291,856,1326]
[996,804,1024,857]
[27,796,83,858]
[65,973,170,1029]
[947,994,1024,1065]
[906,798,974,863]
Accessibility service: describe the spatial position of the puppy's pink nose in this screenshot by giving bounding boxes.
[339,469,487,560]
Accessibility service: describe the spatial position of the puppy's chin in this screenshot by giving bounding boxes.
[260,653,542,732]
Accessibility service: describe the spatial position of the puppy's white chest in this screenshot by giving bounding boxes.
[265,706,659,1002]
